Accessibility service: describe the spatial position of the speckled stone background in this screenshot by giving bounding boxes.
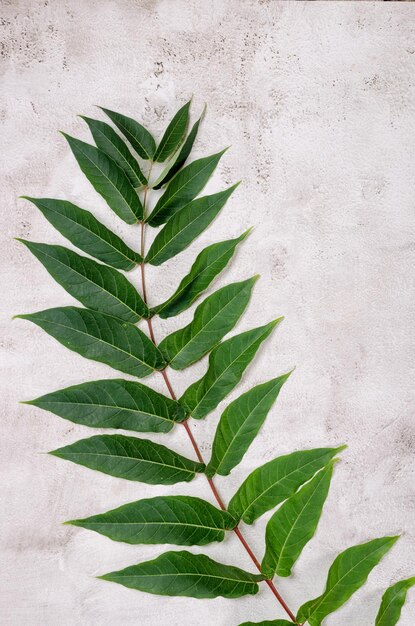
[1,1,415,625]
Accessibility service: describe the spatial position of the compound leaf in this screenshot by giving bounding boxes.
[261,463,334,578]
[159,277,258,370]
[153,230,250,319]
[147,149,226,226]
[153,100,191,162]
[25,378,186,434]
[206,373,292,478]
[152,111,204,189]
[63,133,143,223]
[67,495,236,545]
[100,107,156,160]
[180,319,282,419]
[228,447,344,525]
[375,577,415,626]
[16,307,165,378]
[18,240,148,322]
[22,197,141,271]
[146,184,238,266]
[297,536,399,626]
[81,115,147,186]
[50,434,204,484]
[99,550,263,598]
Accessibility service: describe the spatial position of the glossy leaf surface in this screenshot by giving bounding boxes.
[152,112,203,189]
[81,115,146,186]
[100,550,263,598]
[146,185,238,266]
[375,577,415,626]
[180,319,282,419]
[63,134,143,223]
[153,230,250,319]
[50,434,204,484]
[26,378,186,433]
[206,373,291,478]
[159,277,257,370]
[23,197,141,271]
[153,100,190,162]
[297,536,399,626]
[228,447,344,524]
[100,107,156,160]
[68,495,236,545]
[148,149,226,226]
[19,240,148,322]
[261,464,333,578]
[16,307,165,377]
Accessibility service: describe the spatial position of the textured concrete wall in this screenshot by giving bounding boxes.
[1,1,415,625]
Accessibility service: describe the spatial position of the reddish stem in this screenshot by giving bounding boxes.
[139,190,298,625]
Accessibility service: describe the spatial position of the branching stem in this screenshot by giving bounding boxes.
[138,178,298,625]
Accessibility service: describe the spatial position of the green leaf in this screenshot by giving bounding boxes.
[206,373,292,478]
[147,149,227,226]
[50,434,204,484]
[239,619,293,626]
[22,197,141,271]
[67,495,236,545]
[180,319,282,419]
[153,230,250,319]
[159,277,258,370]
[375,577,415,626]
[228,447,344,525]
[16,307,165,377]
[18,240,148,322]
[25,378,186,433]
[261,464,334,578]
[80,115,147,187]
[297,536,399,626]
[62,133,143,223]
[146,185,238,266]
[99,550,263,598]
[100,107,156,160]
[153,100,191,162]
[153,111,203,189]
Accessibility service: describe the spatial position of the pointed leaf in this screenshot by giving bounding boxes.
[146,185,238,266]
[375,577,415,626]
[297,536,399,626]
[239,621,294,626]
[25,378,186,433]
[50,434,204,484]
[159,277,257,371]
[147,149,226,226]
[81,115,147,186]
[16,307,165,377]
[206,373,291,478]
[18,240,148,322]
[180,319,282,419]
[228,447,344,525]
[261,464,334,578]
[153,112,203,189]
[99,550,263,598]
[63,133,143,223]
[100,107,156,160]
[22,197,141,271]
[153,100,191,162]
[153,230,250,319]
[67,495,236,545]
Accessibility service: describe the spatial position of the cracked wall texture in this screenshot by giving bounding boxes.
[1,1,414,625]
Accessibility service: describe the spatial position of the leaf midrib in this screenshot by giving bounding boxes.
[238,451,333,520]
[59,450,196,474]
[33,246,143,318]
[32,313,155,370]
